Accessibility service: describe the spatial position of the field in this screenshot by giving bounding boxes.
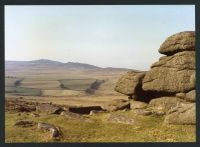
[5,86,41,96]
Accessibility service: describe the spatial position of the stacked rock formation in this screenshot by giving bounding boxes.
[115,31,196,125]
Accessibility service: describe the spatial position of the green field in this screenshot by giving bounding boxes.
[5,86,41,96]
[58,79,104,92]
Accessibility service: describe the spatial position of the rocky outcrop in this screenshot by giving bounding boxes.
[163,103,195,125]
[159,31,195,55]
[114,31,196,125]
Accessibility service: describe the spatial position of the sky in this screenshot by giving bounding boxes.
[5,5,195,70]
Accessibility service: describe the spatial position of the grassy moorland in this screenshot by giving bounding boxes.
[5,110,195,143]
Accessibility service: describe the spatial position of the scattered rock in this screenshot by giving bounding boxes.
[159,31,195,55]
[37,122,61,138]
[107,114,135,124]
[164,103,195,125]
[14,120,35,127]
[36,103,63,114]
[101,99,130,112]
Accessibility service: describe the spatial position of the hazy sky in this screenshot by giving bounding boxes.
[5,5,195,70]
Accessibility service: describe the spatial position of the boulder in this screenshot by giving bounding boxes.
[159,31,195,55]
[101,99,130,112]
[36,103,63,114]
[142,51,195,93]
[115,71,146,96]
[163,103,195,125]
[130,101,148,109]
[148,97,184,113]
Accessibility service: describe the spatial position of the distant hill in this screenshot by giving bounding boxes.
[5,59,132,71]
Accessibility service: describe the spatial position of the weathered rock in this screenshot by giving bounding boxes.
[101,99,130,112]
[14,120,35,127]
[164,103,195,125]
[135,109,152,116]
[36,103,63,114]
[176,90,196,102]
[159,31,195,55]
[68,106,103,114]
[130,101,148,110]
[107,114,135,124]
[148,97,184,113]
[115,71,146,95]
[37,122,61,138]
[185,90,196,102]
[142,51,195,93]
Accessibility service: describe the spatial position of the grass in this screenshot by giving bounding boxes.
[5,110,196,143]
[5,86,41,96]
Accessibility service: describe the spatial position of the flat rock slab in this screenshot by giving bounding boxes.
[164,103,195,125]
[107,114,135,125]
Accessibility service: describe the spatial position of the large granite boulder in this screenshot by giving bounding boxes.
[159,31,195,55]
[163,103,195,125]
[142,51,195,93]
[115,71,146,96]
